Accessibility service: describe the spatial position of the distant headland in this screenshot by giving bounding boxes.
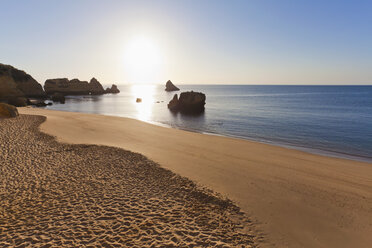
[0,63,119,107]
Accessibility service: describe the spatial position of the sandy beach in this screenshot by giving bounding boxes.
[2,0,371,247]
[0,114,255,247]
[15,108,372,248]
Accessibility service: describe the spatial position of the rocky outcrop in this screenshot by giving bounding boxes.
[105,84,120,94]
[168,94,179,111]
[44,77,115,96]
[51,93,65,104]
[44,78,91,95]
[0,63,46,99]
[44,78,68,95]
[0,103,19,118]
[69,79,90,95]
[89,77,105,95]
[168,91,206,114]
[165,80,179,91]
[0,75,23,98]
[0,63,121,106]
[7,97,28,107]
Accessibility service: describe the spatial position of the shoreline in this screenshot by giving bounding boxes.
[19,107,372,248]
[195,129,372,163]
[45,106,372,163]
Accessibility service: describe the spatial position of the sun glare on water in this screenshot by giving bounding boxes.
[123,36,165,84]
[130,84,157,121]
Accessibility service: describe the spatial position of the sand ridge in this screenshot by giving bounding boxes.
[0,115,256,247]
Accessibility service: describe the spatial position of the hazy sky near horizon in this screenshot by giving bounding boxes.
[1,0,371,85]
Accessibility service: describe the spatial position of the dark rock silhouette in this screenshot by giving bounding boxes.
[0,63,121,108]
[44,78,90,95]
[0,63,46,99]
[109,84,120,94]
[89,77,105,95]
[51,93,65,104]
[105,84,120,94]
[165,80,179,91]
[168,94,179,111]
[7,97,28,107]
[44,77,114,96]
[168,91,206,114]
[44,78,68,95]
[0,103,19,118]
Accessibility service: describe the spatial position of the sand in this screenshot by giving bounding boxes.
[0,115,255,247]
[17,108,372,247]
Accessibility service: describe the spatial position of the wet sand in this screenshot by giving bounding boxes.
[18,108,372,248]
[0,115,255,247]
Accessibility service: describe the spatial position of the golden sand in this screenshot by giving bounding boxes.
[0,115,255,247]
[18,108,372,247]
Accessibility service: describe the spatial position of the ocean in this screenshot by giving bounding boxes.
[45,85,372,162]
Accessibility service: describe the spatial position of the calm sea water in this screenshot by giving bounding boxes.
[45,85,372,161]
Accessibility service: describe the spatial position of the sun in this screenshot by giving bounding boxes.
[123,36,165,84]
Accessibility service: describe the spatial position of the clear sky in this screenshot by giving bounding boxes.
[1,0,371,85]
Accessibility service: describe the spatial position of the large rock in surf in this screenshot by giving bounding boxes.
[0,63,46,99]
[165,80,179,91]
[168,94,179,111]
[105,84,120,94]
[168,91,206,114]
[0,103,19,118]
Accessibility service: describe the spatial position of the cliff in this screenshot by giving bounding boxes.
[0,63,46,98]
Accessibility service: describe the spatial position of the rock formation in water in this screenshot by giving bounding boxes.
[168,94,179,111]
[44,77,115,96]
[0,63,46,99]
[0,63,120,108]
[89,77,105,95]
[165,80,179,91]
[51,93,65,104]
[168,91,206,114]
[0,103,19,118]
[105,84,120,94]
[44,78,91,95]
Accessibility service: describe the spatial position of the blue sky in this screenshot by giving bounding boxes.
[1,0,371,85]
